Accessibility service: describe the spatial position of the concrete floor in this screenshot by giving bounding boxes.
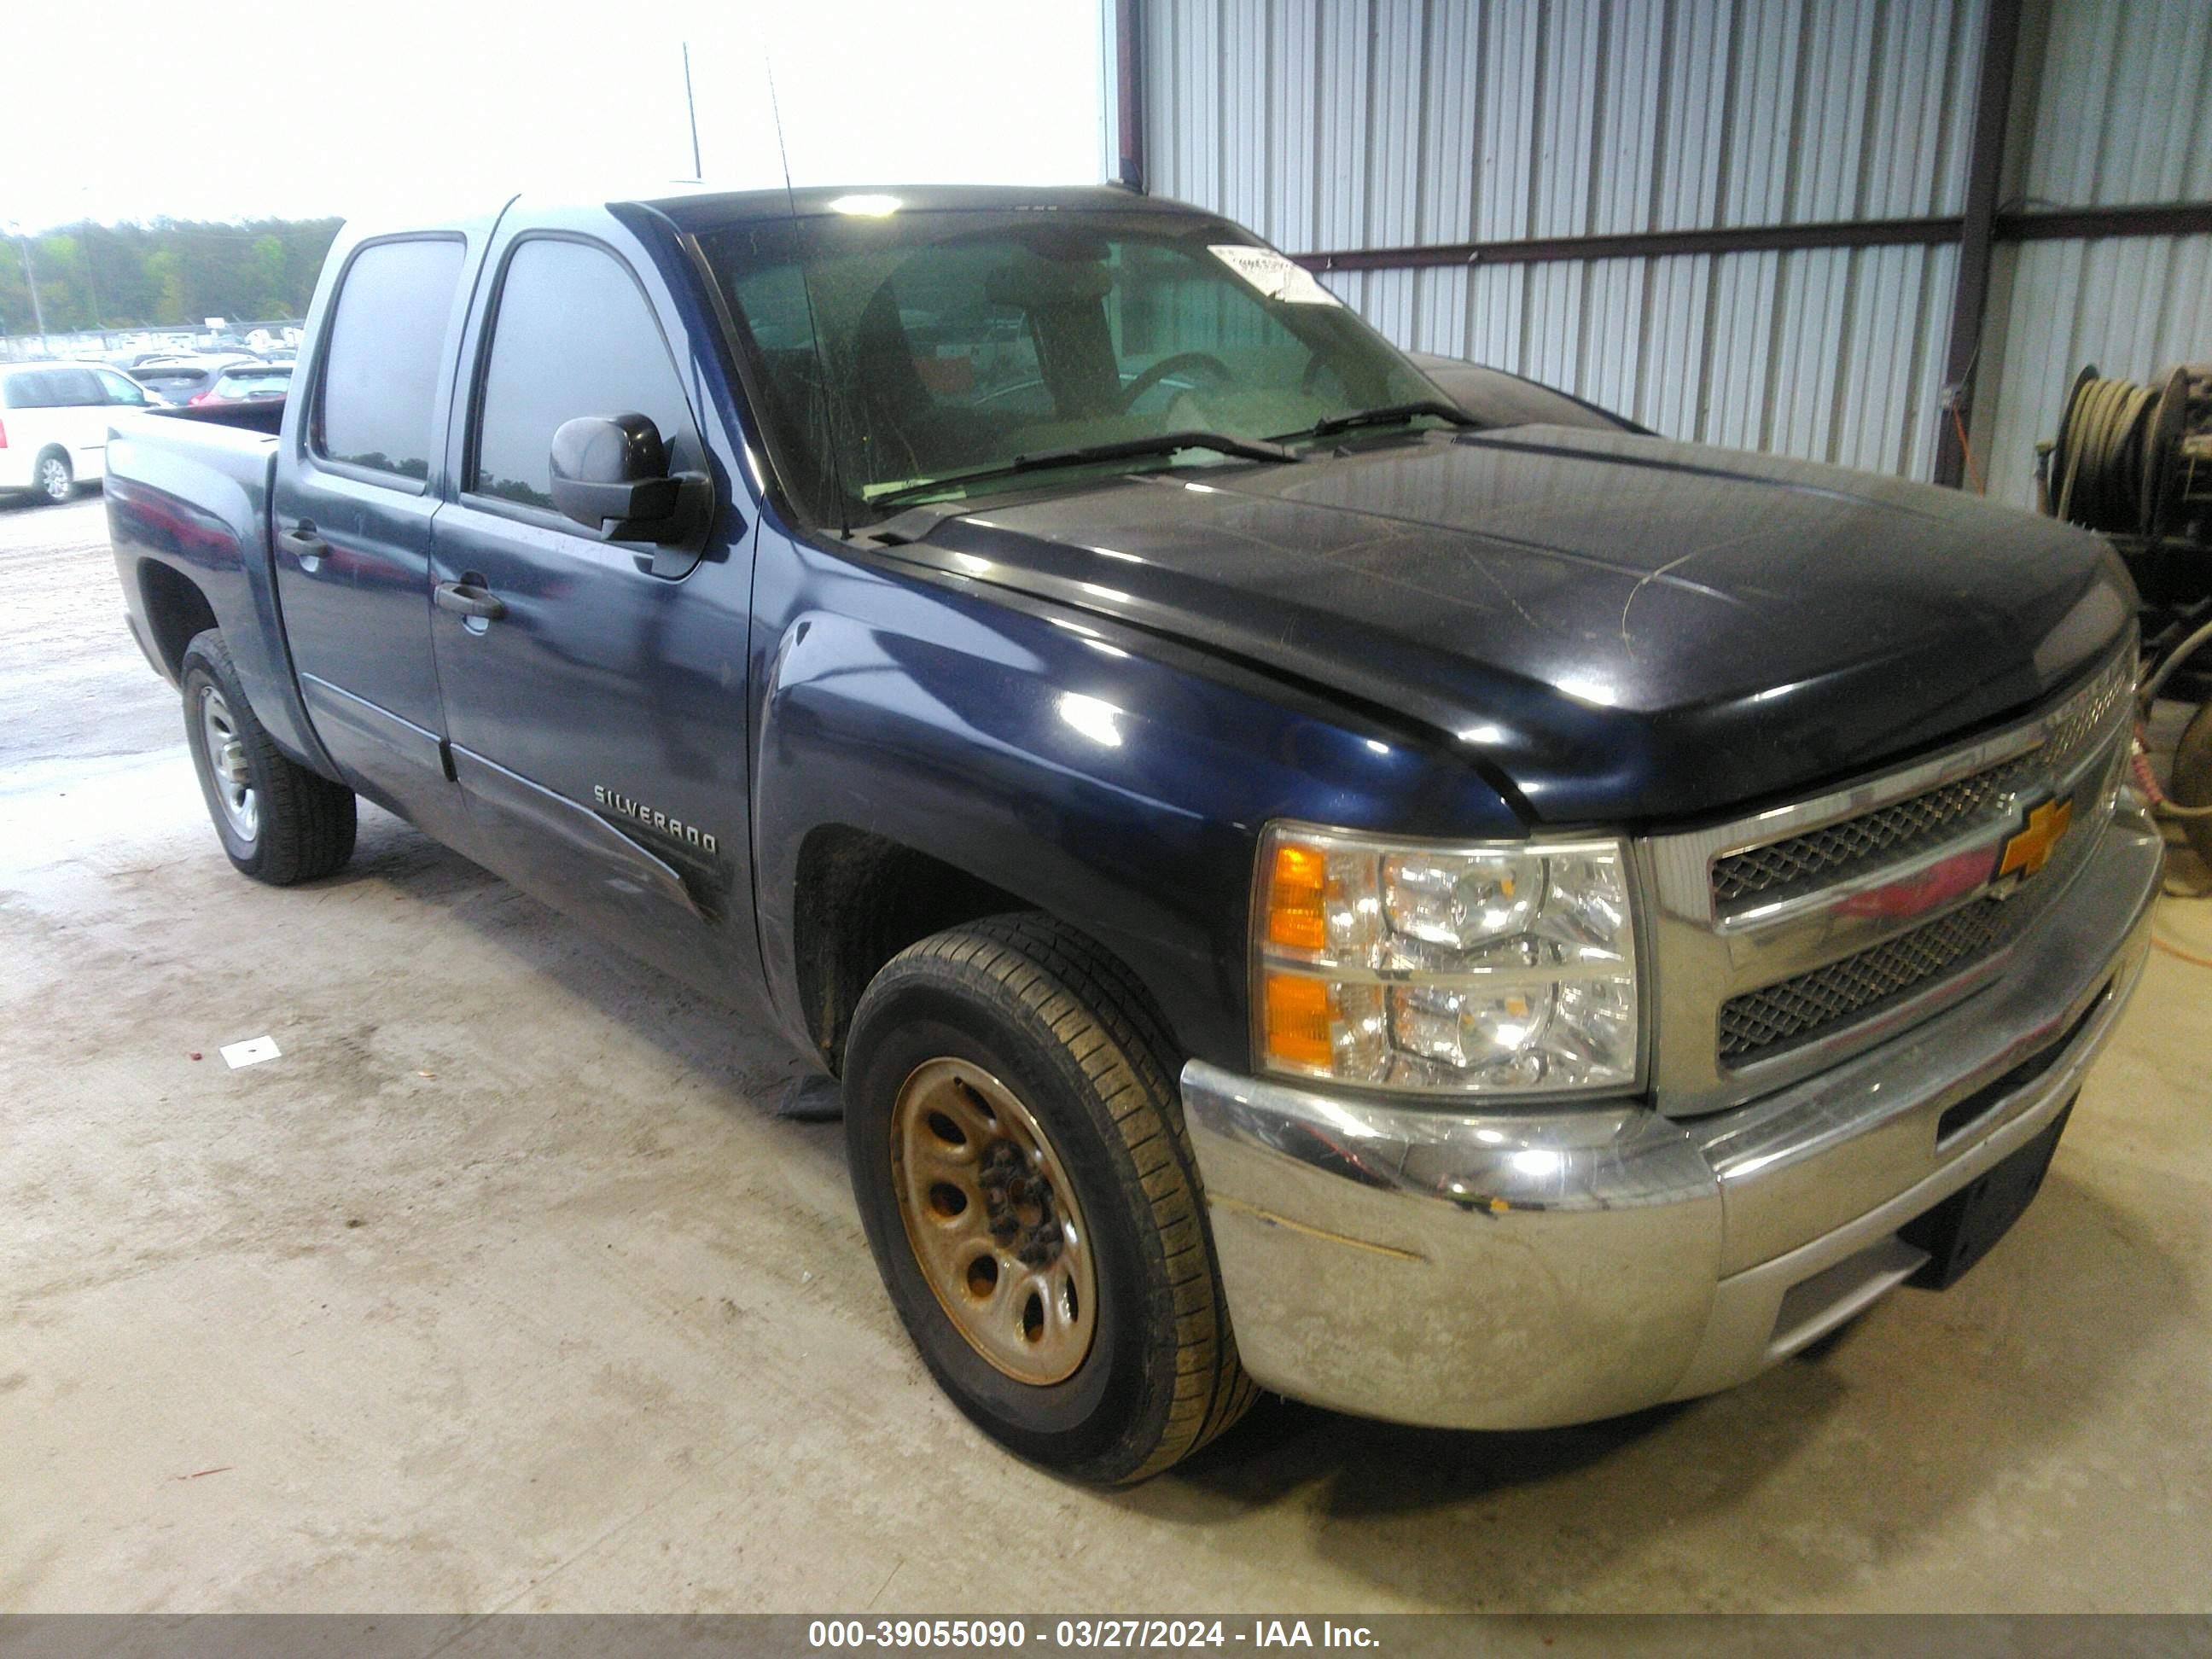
[4,491,2211,1615]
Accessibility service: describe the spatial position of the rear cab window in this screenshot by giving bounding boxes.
[312,236,466,483]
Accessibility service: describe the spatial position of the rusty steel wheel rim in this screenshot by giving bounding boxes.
[890,1057,1097,1386]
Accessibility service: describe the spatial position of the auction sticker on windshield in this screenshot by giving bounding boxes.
[1208,245,1343,306]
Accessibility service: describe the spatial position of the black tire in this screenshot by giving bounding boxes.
[2171,698,2212,867]
[843,913,1254,1484]
[34,449,73,504]
[180,629,358,884]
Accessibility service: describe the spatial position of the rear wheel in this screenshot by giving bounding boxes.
[35,451,73,504]
[843,913,1254,1484]
[180,629,358,884]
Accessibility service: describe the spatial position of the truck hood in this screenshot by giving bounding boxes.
[894,426,2133,824]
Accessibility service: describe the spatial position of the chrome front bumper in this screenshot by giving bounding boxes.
[1182,801,2163,1430]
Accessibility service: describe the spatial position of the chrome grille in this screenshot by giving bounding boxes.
[1718,899,2014,1064]
[1708,652,2135,915]
[1710,757,2040,907]
[1647,638,2136,1115]
[2046,651,2133,764]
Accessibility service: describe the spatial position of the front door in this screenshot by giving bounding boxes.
[428,230,760,998]
[271,235,474,844]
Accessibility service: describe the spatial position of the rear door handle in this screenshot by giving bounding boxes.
[277,520,327,562]
[433,579,507,622]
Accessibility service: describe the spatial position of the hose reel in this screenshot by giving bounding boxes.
[2040,363,2212,864]
[2040,363,2212,539]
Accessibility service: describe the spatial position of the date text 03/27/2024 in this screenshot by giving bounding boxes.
[805,1619,1381,1650]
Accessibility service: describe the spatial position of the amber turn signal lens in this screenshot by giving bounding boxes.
[1263,972,1334,1069]
[1266,841,1329,951]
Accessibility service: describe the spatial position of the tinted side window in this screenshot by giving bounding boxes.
[316,237,464,481]
[7,369,104,406]
[49,369,106,406]
[96,369,149,405]
[472,240,696,511]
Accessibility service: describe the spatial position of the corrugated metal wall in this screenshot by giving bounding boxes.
[1136,0,2212,497]
[1144,0,1981,480]
[1979,2,2212,505]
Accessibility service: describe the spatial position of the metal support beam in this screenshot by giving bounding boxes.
[1296,215,1963,273]
[1284,202,2212,279]
[2002,201,2212,242]
[1934,0,2023,490]
[1114,0,1146,194]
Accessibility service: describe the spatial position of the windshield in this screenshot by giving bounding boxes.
[696,208,1442,527]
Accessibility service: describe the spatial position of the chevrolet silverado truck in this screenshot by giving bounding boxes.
[105,185,2161,1484]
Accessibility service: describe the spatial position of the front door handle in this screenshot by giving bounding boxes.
[276,521,327,563]
[433,580,507,622]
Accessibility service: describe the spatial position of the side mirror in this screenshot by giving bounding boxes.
[548,412,711,556]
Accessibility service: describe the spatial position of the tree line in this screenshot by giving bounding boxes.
[0,218,343,335]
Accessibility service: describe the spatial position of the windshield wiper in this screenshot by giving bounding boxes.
[1275,399,1484,443]
[869,430,1299,508]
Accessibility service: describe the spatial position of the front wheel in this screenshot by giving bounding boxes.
[180,629,358,884]
[843,913,1254,1483]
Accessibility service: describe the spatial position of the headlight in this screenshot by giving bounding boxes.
[1254,822,1640,1097]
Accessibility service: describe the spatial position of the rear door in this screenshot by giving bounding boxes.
[428,224,762,997]
[271,235,476,844]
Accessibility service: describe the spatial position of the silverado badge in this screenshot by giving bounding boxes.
[593,785,719,856]
[1995,796,2073,887]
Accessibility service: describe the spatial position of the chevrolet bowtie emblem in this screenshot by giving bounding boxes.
[1997,796,2073,884]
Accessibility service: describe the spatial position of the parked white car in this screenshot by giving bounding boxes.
[1,361,161,504]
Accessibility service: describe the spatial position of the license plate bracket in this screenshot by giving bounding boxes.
[1901,1097,2074,1289]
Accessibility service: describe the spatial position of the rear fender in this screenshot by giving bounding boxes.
[104,422,336,777]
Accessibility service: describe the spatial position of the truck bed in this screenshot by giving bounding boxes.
[104,403,328,772]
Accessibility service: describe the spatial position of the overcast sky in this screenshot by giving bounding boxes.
[2,0,1105,231]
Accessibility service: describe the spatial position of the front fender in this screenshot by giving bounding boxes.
[748,530,1522,1070]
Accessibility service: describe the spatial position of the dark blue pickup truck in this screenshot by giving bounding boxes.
[106,184,2161,1483]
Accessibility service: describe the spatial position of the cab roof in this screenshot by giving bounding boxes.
[339,184,1221,253]
[617,182,1214,233]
